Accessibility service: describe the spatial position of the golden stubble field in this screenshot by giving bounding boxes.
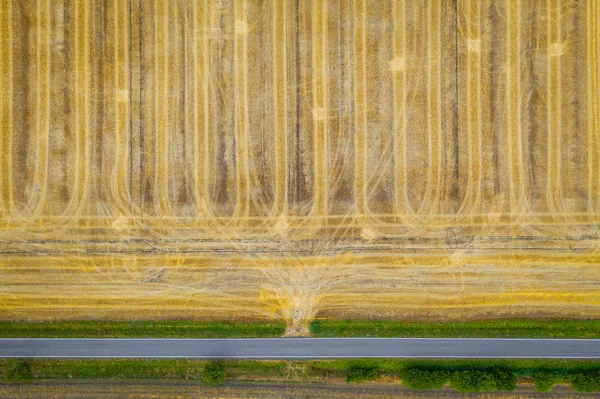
[1,0,600,335]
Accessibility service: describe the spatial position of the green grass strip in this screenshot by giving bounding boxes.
[0,321,286,338]
[0,359,288,382]
[309,359,600,376]
[2,359,599,386]
[310,319,600,338]
[4,319,600,339]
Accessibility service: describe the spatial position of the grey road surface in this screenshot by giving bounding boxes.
[0,338,599,359]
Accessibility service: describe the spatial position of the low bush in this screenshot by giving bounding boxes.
[201,362,226,386]
[3,359,32,383]
[401,367,448,390]
[450,368,516,392]
[450,369,496,392]
[346,366,378,383]
[491,367,517,391]
[533,371,560,393]
[569,370,600,392]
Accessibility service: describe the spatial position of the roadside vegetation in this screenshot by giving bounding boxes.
[449,367,517,392]
[533,371,561,393]
[569,370,600,392]
[345,366,378,383]
[0,321,285,338]
[2,360,32,384]
[201,363,227,386]
[3,319,600,339]
[400,367,448,390]
[2,358,600,392]
[310,319,600,338]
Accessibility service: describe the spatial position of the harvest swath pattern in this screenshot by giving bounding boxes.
[0,0,599,334]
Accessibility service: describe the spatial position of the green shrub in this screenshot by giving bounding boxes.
[570,370,600,392]
[346,366,378,383]
[449,368,515,393]
[534,371,559,393]
[201,362,226,386]
[3,360,32,383]
[490,367,517,391]
[450,369,496,392]
[401,367,448,390]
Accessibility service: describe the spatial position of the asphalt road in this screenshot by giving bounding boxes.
[0,338,599,359]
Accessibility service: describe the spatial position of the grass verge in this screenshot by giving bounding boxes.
[0,321,285,338]
[2,358,600,392]
[3,319,600,339]
[310,319,600,338]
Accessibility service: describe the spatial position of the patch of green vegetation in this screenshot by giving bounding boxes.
[1,359,285,382]
[310,319,600,338]
[2,359,32,384]
[569,370,600,393]
[450,369,496,392]
[491,367,518,391]
[28,359,205,380]
[312,359,600,392]
[6,319,598,340]
[449,367,516,392]
[1,359,600,392]
[346,366,378,383]
[0,321,285,338]
[310,358,600,376]
[201,362,227,386]
[534,371,561,393]
[225,360,286,378]
[400,367,448,390]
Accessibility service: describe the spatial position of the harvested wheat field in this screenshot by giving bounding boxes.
[0,0,600,335]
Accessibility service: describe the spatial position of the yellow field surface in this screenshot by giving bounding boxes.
[0,0,599,334]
